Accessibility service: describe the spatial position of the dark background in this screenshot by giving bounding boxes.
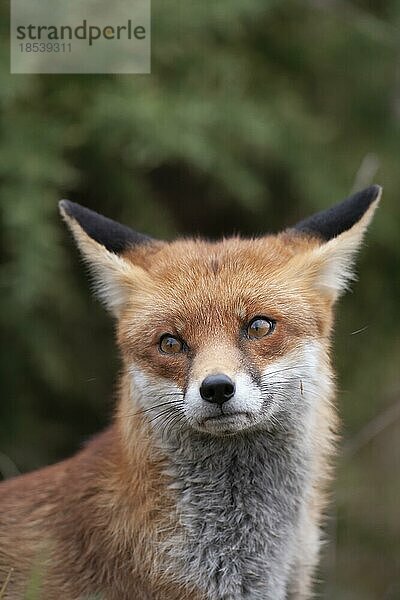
[0,2,399,598]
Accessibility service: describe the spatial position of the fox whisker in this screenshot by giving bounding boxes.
[159,413,187,440]
[147,407,182,426]
[259,365,310,379]
[127,399,184,418]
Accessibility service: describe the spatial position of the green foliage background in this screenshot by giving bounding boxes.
[0,1,399,598]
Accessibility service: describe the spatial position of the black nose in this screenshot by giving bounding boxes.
[200,374,235,405]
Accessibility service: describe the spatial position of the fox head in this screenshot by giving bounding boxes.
[60,186,381,438]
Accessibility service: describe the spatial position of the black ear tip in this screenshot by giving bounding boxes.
[58,199,153,254]
[346,183,382,213]
[59,199,94,220]
[59,199,87,219]
[359,183,382,202]
[59,199,72,214]
[293,184,382,241]
[371,183,382,195]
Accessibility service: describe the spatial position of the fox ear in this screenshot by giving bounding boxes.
[59,200,155,316]
[292,185,382,300]
[293,185,382,242]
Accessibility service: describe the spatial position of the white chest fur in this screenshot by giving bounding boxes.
[162,432,310,600]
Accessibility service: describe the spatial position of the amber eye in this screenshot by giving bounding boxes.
[247,317,275,339]
[159,334,184,355]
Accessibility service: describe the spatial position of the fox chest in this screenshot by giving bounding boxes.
[163,439,306,600]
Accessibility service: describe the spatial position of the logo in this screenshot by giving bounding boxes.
[11,0,151,74]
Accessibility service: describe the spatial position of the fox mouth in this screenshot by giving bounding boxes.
[197,411,253,434]
[204,412,248,422]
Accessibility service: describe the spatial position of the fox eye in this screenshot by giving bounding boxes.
[159,334,183,355]
[247,317,275,339]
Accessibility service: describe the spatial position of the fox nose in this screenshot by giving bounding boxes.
[200,374,235,405]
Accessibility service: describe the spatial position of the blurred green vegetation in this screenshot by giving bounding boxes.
[0,1,399,598]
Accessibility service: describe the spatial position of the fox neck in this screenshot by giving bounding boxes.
[163,429,310,599]
[117,371,319,600]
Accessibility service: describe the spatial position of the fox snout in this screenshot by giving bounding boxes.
[183,362,265,435]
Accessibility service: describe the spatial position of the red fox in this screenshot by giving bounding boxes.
[0,186,381,599]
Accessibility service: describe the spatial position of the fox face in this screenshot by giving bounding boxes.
[60,186,381,438]
[119,237,329,437]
